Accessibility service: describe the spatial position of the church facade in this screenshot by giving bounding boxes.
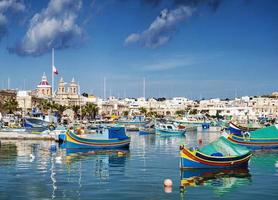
[36,74,82,106]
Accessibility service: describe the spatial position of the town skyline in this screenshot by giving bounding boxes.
[0,0,277,98]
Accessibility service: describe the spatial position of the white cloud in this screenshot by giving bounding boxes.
[0,0,25,39]
[124,6,193,48]
[10,0,84,56]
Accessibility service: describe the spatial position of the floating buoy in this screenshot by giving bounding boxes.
[164,179,173,193]
[164,179,173,187]
[275,161,278,168]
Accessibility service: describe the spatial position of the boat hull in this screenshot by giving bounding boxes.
[139,127,155,135]
[65,131,130,149]
[180,148,251,169]
[228,122,259,135]
[156,128,185,135]
[227,135,278,150]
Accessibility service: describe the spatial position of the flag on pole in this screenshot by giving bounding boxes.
[52,65,58,75]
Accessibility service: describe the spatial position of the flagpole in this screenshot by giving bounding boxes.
[52,48,54,97]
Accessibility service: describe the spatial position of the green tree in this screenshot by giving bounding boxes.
[139,107,147,115]
[71,105,80,118]
[55,104,67,116]
[37,99,50,113]
[83,103,98,120]
[189,109,198,115]
[175,110,185,116]
[146,111,158,118]
[3,98,18,114]
[82,92,89,97]
[122,110,129,117]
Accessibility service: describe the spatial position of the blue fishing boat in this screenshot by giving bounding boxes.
[23,117,50,132]
[180,136,251,169]
[227,125,278,150]
[228,122,260,135]
[155,123,185,135]
[139,121,155,135]
[65,126,130,149]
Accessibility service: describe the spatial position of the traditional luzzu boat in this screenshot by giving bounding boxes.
[228,122,260,135]
[65,126,130,149]
[180,136,252,169]
[227,125,278,150]
[155,123,185,135]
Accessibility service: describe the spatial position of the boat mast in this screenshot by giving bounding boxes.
[143,77,145,99]
[103,77,106,100]
[52,48,54,97]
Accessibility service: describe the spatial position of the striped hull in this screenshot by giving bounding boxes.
[227,135,278,150]
[228,123,242,135]
[180,148,251,169]
[229,122,258,133]
[65,131,130,149]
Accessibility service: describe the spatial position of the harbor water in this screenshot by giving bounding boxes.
[0,128,278,200]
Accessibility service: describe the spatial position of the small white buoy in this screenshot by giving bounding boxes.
[164,179,173,193]
[275,161,278,168]
[164,179,173,187]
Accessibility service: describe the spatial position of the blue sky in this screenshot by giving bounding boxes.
[0,0,277,99]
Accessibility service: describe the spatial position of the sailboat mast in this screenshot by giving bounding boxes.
[52,48,54,97]
[143,77,146,99]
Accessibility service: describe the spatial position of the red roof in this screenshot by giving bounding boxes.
[38,80,50,86]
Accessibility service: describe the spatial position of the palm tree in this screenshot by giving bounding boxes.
[139,107,147,116]
[54,104,67,122]
[71,105,80,119]
[122,110,129,117]
[146,111,158,118]
[83,103,98,120]
[189,109,198,115]
[3,98,18,114]
[37,99,50,113]
[175,110,185,116]
[0,102,3,113]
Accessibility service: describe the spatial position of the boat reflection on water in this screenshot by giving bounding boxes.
[180,168,251,197]
[65,148,129,181]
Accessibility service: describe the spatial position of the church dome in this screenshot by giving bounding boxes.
[37,73,51,88]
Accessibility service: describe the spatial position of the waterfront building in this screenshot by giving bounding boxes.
[16,91,32,115]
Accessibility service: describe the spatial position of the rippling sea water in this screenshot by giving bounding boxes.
[0,128,278,200]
